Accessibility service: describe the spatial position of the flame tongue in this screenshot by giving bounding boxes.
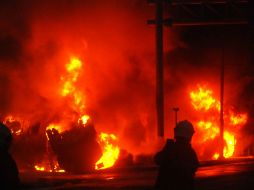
[95,133,120,170]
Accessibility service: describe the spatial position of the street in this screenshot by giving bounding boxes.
[20,157,254,190]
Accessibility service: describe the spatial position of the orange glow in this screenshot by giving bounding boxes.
[190,85,247,160]
[95,133,120,170]
[190,86,220,111]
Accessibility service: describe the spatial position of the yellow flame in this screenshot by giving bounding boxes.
[95,133,120,170]
[66,57,82,72]
[79,115,90,125]
[223,131,236,158]
[190,86,220,111]
[61,56,86,113]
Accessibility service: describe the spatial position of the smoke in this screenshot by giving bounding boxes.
[0,0,161,155]
[0,0,252,157]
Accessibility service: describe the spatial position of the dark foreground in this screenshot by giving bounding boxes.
[20,157,254,190]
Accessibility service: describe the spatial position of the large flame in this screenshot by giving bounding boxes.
[190,84,247,159]
[61,56,86,112]
[95,132,120,170]
[40,56,120,171]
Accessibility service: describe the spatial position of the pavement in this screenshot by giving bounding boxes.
[20,157,254,190]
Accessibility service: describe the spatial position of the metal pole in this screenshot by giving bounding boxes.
[173,107,179,126]
[219,45,225,159]
[156,0,164,137]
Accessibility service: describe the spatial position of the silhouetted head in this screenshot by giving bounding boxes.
[0,123,12,151]
[174,120,195,143]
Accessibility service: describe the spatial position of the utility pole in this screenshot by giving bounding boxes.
[148,0,248,138]
[155,0,164,137]
[219,45,225,159]
[173,107,179,127]
[148,0,168,137]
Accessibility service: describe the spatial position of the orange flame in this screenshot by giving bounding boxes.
[190,85,247,160]
[95,133,120,170]
[61,56,86,112]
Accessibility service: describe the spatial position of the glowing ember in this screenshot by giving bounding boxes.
[190,85,247,160]
[34,165,45,171]
[34,164,65,173]
[95,133,120,170]
[190,86,220,111]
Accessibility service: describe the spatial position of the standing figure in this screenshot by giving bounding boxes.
[0,123,20,189]
[154,120,199,190]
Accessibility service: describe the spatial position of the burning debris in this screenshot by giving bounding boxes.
[46,123,102,173]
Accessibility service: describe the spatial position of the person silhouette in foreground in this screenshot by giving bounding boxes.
[154,120,199,190]
[0,123,20,189]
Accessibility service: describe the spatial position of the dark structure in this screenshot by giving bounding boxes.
[46,123,102,173]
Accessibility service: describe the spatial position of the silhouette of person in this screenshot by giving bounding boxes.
[154,120,199,190]
[0,123,20,189]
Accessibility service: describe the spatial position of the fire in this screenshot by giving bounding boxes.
[190,85,247,160]
[61,56,86,112]
[190,86,220,111]
[95,133,120,170]
[3,115,25,135]
[46,123,66,133]
[44,56,120,171]
[34,164,65,173]
[229,112,248,126]
[223,131,236,158]
[34,165,45,171]
[78,115,90,125]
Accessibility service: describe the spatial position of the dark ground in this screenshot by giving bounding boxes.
[20,157,254,190]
